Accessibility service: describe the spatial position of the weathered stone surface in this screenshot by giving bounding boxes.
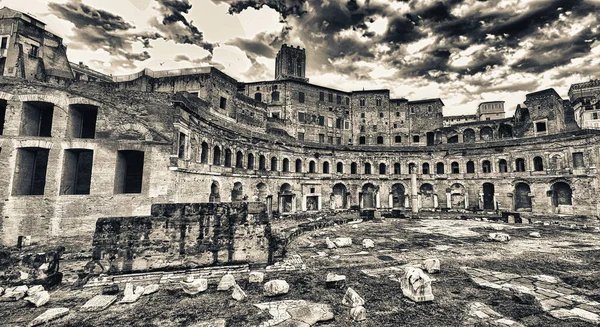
[333,237,352,247]
[1,285,28,301]
[81,295,118,312]
[350,306,367,321]
[488,233,511,242]
[189,319,227,327]
[28,308,69,327]
[325,237,336,249]
[143,284,160,295]
[326,273,346,289]
[25,290,50,307]
[342,287,365,308]
[249,271,265,283]
[217,273,236,291]
[27,285,45,295]
[102,284,119,295]
[232,283,247,301]
[362,239,375,249]
[401,267,434,302]
[181,277,208,295]
[287,303,334,325]
[119,283,145,304]
[264,280,290,296]
[529,232,541,238]
[255,300,333,327]
[423,258,441,274]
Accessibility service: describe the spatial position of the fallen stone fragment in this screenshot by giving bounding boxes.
[264,279,289,296]
[181,277,208,295]
[20,271,30,280]
[510,287,536,305]
[362,239,375,249]
[488,233,511,242]
[25,290,50,307]
[325,237,337,249]
[142,284,159,295]
[189,319,226,327]
[333,237,352,247]
[119,283,145,304]
[326,273,346,289]
[350,305,367,321]
[28,308,69,327]
[287,302,334,325]
[102,284,119,295]
[249,271,264,283]
[423,258,441,274]
[81,295,118,312]
[231,283,247,301]
[27,285,45,295]
[529,232,541,238]
[342,287,365,307]
[351,225,358,229]
[401,267,434,302]
[1,285,28,301]
[217,273,236,291]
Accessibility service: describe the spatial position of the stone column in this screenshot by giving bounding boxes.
[433,194,438,208]
[376,192,380,208]
[388,193,393,209]
[411,173,419,213]
[446,192,451,209]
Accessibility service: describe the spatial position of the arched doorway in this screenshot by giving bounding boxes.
[514,183,532,211]
[279,183,295,213]
[231,182,243,202]
[391,183,405,208]
[552,182,572,207]
[420,183,434,208]
[361,183,378,209]
[450,183,466,209]
[482,183,495,210]
[209,181,220,203]
[332,183,348,209]
[256,182,268,202]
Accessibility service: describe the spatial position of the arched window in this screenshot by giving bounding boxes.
[259,155,266,170]
[337,162,344,173]
[463,129,475,143]
[323,161,330,174]
[466,160,475,174]
[422,163,430,174]
[200,142,209,163]
[394,163,401,174]
[533,156,544,171]
[309,160,316,173]
[213,146,221,165]
[359,136,366,145]
[247,153,255,169]
[271,91,280,102]
[436,162,444,174]
[409,163,417,174]
[271,157,278,171]
[451,162,459,174]
[282,158,290,172]
[351,162,358,174]
[254,93,262,102]
[235,151,243,168]
[482,160,491,173]
[295,159,302,172]
[379,163,386,175]
[499,159,507,173]
[224,149,232,167]
[516,158,525,172]
[480,126,493,140]
[364,162,372,174]
[377,136,384,144]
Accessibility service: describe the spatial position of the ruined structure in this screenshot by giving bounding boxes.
[0,7,599,248]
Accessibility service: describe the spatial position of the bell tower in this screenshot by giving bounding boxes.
[274,44,308,82]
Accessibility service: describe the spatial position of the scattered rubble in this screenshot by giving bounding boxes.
[28,308,69,327]
[25,290,50,307]
[333,237,352,247]
[231,284,247,301]
[488,233,511,242]
[362,239,375,249]
[264,280,290,297]
[326,273,346,289]
[342,287,365,307]
[217,273,236,291]
[81,295,118,312]
[401,267,434,302]
[249,271,265,283]
[423,258,441,274]
[181,277,208,295]
[350,305,367,321]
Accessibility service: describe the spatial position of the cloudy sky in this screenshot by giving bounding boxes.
[2,0,600,116]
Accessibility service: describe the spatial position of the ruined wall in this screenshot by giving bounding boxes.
[91,202,271,273]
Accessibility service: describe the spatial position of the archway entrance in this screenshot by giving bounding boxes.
[450,183,466,209]
[514,183,532,211]
[552,182,572,208]
[279,183,295,213]
[482,183,495,210]
[231,182,243,202]
[391,183,405,208]
[420,183,434,209]
[209,181,220,203]
[332,183,348,210]
[361,183,378,209]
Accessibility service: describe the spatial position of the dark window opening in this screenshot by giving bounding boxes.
[336,95,341,104]
[271,157,278,171]
[271,91,280,102]
[482,160,492,173]
[377,136,384,144]
[515,158,525,172]
[573,152,584,168]
[12,147,49,195]
[328,93,333,102]
[299,92,305,103]
[466,161,475,173]
[178,133,186,159]
[298,112,305,122]
[254,93,262,101]
[535,121,547,132]
[451,162,459,174]
[219,97,227,109]
[379,163,386,175]
[247,153,255,169]
[499,159,507,173]
[395,135,401,143]
[422,163,430,174]
[427,132,435,146]
[359,136,366,144]
[351,162,357,174]
[448,135,458,143]
[319,134,324,143]
[409,163,417,174]
[337,162,344,173]
[295,159,302,172]
[30,45,39,57]
[394,163,401,174]
[224,149,232,167]
[318,116,325,126]
[533,156,544,171]
[364,163,372,174]
[259,155,266,170]
[213,146,221,165]
[200,142,209,163]
[61,149,93,195]
[436,162,444,174]
[21,101,54,137]
[69,104,98,139]
[319,92,325,101]
[309,160,316,173]
[413,135,420,143]
[0,99,6,135]
[236,151,244,168]
[0,37,7,49]
[323,162,330,174]
[282,158,289,172]
[297,132,304,141]
[115,150,144,194]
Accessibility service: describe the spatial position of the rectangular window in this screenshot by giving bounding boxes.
[69,104,97,138]
[336,95,341,104]
[0,99,6,135]
[593,112,598,120]
[21,101,53,137]
[360,113,365,118]
[0,37,7,49]
[327,117,333,128]
[376,98,382,106]
[30,45,39,57]
[336,137,341,145]
[346,98,350,105]
[12,147,50,195]
[573,152,584,168]
[393,123,398,128]
[535,121,547,132]
[60,149,93,195]
[328,136,333,144]
[297,132,304,141]
[272,111,280,118]
[395,135,401,143]
[410,107,415,114]
[335,118,342,129]
[344,121,350,130]
[115,150,144,194]
[299,92,305,103]
[319,92,324,101]
[319,134,324,143]
[219,97,227,109]
[396,111,400,117]
[318,115,325,126]
[372,125,377,132]
[298,112,305,122]
[413,135,420,143]
[178,133,186,159]
[328,93,333,102]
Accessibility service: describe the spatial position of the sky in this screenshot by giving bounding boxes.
[2,0,600,116]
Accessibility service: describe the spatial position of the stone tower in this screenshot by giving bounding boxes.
[274,44,308,82]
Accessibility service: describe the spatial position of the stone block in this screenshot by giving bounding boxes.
[25,290,50,307]
[423,258,440,274]
[488,233,511,242]
[28,308,69,327]
[142,284,160,295]
[231,283,247,301]
[333,237,352,247]
[119,283,144,304]
[325,237,336,249]
[401,267,434,302]
[362,239,375,249]
[529,232,541,238]
[350,306,367,321]
[189,319,227,327]
[101,284,119,295]
[248,271,264,283]
[264,279,289,296]
[342,287,365,307]
[181,277,208,295]
[326,273,346,289]
[81,295,118,312]
[217,273,236,291]
[27,285,45,295]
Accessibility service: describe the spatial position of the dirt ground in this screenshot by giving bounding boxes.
[3,216,600,326]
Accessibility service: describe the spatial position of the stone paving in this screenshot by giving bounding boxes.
[462,267,600,324]
[253,299,334,327]
[464,302,525,327]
